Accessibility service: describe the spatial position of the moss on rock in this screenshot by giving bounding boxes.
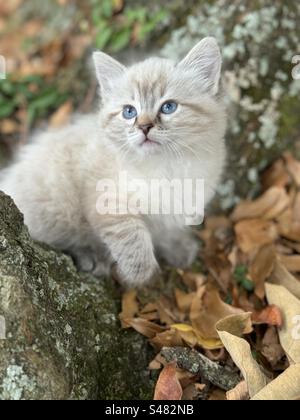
[162,0,300,209]
[0,192,154,400]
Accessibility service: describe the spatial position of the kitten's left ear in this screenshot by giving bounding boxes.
[178,37,222,95]
[93,51,126,94]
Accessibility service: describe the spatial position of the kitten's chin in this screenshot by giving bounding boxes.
[138,140,161,157]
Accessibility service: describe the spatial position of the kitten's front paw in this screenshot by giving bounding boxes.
[115,248,160,288]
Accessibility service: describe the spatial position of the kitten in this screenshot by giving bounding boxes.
[0,37,227,287]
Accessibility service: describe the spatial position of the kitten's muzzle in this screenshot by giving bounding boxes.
[139,123,154,136]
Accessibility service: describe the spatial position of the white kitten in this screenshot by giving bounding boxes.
[0,37,227,287]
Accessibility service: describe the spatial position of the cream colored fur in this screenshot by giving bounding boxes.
[0,37,227,287]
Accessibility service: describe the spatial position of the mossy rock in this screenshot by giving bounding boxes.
[0,192,154,400]
[162,0,300,209]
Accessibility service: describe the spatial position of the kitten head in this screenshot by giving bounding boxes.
[93,38,226,161]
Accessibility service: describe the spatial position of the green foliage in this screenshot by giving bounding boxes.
[91,0,168,52]
[0,76,69,126]
[0,1,168,125]
[234,265,255,293]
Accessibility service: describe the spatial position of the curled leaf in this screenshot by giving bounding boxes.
[252,365,300,400]
[265,283,300,364]
[268,260,300,300]
[232,187,289,222]
[123,318,165,338]
[235,219,278,254]
[249,245,276,299]
[226,381,249,401]
[252,305,283,327]
[217,313,268,398]
[154,363,183,401]
[190,286,244,343]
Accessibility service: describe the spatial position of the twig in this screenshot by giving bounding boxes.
[161,347,241,391]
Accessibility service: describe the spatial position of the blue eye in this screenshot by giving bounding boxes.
[123,105,137,120]
[161,101,178,115]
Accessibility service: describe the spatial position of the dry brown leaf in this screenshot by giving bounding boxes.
[139,301,159,321]
[261,327,285,367]
[140,302,158,313]
[226,381,249,400]
[265,283,300,364]
[123,318,165,338]
[249,245,276,299]
[218,330,269,397]
[119,290,139,328]
[284,152,300,187]
[151,329,184,350]
[252,364,300,400]
[0,0,22,16]
[50,101,73,128]
[149,359,162,370]
[204,216,233,231]
[279,255,300,273]
[252,305,283,327]
[208,389,227,400]
[182,383,206,400]
[217,312,269,397]
[231,187,289,222]
[156,297,179,325]
[190,286,244,342]
[149,353,167,370]
[268,260,300,300]
[139,311,159,321]
[277,208,300,242]
[154,363,183,400]
[204,254,232,292]
[177,270,206,291]
[216,313,253,337]
[176,368,197,388]
[175,288,195,313]
[261,158,291,190]
[204,348,226,362]
[0,119,19,135]
[235,219,278,254]
[113,0,124,13]
[293,192,300,224]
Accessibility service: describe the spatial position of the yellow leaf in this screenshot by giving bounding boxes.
[171,323,194,332]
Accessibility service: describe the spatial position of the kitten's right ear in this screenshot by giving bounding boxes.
[93,52,126,94]
[178,37,222,95]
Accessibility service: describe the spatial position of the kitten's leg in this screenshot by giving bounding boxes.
[98,216,159,287]
[69,246,111,278]
[156,230,199,269]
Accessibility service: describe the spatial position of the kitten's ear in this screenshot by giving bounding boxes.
[178,37,222,95]
[93,51,126,94]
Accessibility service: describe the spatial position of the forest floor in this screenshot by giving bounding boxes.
[120,153,300,400]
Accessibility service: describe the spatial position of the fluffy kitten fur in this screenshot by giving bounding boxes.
[0,37,227,287]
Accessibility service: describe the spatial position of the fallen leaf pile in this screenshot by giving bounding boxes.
[120,152,300,400]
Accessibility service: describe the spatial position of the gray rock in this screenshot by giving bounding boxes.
[0,192,154,400]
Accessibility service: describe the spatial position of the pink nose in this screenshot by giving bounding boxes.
[139,124,153,135]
